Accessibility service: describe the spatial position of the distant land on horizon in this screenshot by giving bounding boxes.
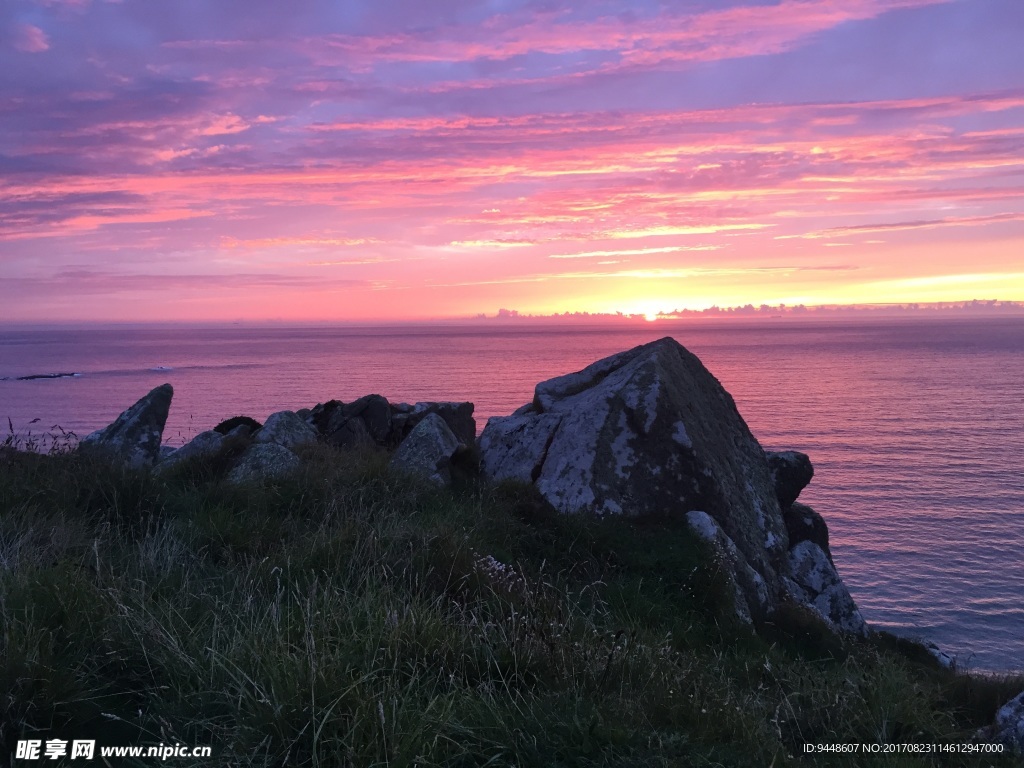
[2,300,1023,332]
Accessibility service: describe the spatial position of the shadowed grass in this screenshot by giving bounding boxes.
[1,441,1021,766]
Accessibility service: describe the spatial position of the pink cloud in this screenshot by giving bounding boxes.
[13,23,50,53]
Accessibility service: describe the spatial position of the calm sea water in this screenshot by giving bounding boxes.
[2,318,1022,673]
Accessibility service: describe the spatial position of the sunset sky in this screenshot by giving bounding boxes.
[2,0,1023,323]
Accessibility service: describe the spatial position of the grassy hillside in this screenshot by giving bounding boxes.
[1,438,1021,767]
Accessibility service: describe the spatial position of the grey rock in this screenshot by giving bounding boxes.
[480,337,787,604]
[785,541,867,636]
[923,640,955,670]
[326,414,376,450]
[343,395,392,444]
[990,691,1024,754]
[254,410,318,450]
[227,443,301,484]
[79,383,173,469]
[390,413,462,487]
[156,429,225,472]
[687,511,770,624]
[784,502,831,559]
[767,450,814,507]
[308,400,344,434]
[479,413,563,484]
[213,415,261,436]
[405,402,476,447]
[159,445,178,461]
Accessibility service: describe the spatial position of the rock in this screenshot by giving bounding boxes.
[785,541,867,636]
[989,691,1024,754]
[390,413,462,487]
[326,413,376,450]
[226,443,301,484]
[923,640,955,670]
[156,429,225,471]
[766,450,814,507]
[214,415,262,436]
[308,400,344,434]
[784,502,831,559]
[479,413,563,483]
[254,411,318,450]
[479,337,788,609]
[159,445,177,461]
[343,395,392,444]
[79,384,173,469]
[687,511,770,624]
[404,402,476,447]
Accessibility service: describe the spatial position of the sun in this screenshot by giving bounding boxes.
[644,311,658,322]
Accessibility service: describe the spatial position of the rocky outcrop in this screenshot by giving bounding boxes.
[390,413,462,487]
[984,691,1024,754]
[784,501,831,558]
[214,416,262,436]
[304,395,476,451]
[479,337,865,633]
[226,443,301,484]
[766,450,813,507]
[479,337,788,615]
[156,429,225,472]
[784,541,867,635]
[400,402,476,447]
[687,511,770,624]
[254,410,318,451]
[79,384,173,469]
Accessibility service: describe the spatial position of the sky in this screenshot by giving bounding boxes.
[2,0,1023,323]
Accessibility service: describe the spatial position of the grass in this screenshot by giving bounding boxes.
[1,435,1022,767]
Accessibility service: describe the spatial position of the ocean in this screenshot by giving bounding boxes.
[2,317,1022,673]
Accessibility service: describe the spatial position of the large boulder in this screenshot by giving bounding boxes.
[254,411,318,451]
[401,402,476,447]
[766,450,814,508]
[156,429,225,472]
[989,691,1024,754]
[687,511,770,624]
[343,395,392,444]
[479,337,788,604]
[227,443,301,484]
[783,501,831,559]
[785,541,867,635]
[79,384,173,469]
[391,413,462,487]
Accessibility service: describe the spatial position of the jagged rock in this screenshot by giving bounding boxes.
[989,691,1024,754]
[159,445,177,461]
[923,640,955,670]
[479,413,563,483]
[767,450,814,507]
[785,541,867,636]
[214,415,262,436]
[687,511,770,624]
[784,501,831,559]
[391,413,462,487]
[157,429,225,471]
[327,414,376,450]
[254,411,318,450]
[79,384,173,469]
[227,443,301,484]
[404,402,476,447]
[308,400,343,433]
[479,337,788,614]
[343,395,392,444]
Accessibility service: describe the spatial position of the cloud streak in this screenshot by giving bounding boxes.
[1,0,1022,320]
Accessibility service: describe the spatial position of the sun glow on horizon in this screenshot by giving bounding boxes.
[1,0,1022,323]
